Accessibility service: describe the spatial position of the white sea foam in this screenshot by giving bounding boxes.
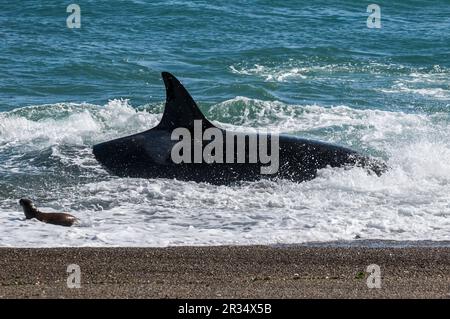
[230,64,307,82]
[0,100,160,148]
[1,99,449,247]
[229,61,414,82]
[381,83,450,99]
[380,67,450,100]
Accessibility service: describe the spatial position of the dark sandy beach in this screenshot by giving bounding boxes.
[0,245,449,298]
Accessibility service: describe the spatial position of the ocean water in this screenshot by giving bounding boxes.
[0,1,449,247]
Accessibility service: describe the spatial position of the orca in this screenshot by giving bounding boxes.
[93,72,386,184]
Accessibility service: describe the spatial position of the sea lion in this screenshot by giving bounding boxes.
[19,198,78,227]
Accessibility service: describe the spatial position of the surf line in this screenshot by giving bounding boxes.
[171,120,280,174]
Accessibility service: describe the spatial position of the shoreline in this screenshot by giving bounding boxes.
[2,239,450,249]
[1,245,449,298]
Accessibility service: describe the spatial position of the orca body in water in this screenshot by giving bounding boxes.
[93,72,385,184]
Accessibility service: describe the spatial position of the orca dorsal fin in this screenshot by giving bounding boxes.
[156,72,215,130]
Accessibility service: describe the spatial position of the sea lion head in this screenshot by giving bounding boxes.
[19,198,37,219]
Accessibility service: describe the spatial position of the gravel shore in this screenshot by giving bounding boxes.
[0,246,449,298]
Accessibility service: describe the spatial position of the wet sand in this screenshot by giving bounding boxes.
[0,246,449,298]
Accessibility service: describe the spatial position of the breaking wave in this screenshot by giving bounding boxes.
[1,98,449,247]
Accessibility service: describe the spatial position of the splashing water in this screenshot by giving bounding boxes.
[1,98,449,247]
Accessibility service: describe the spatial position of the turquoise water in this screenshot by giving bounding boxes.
[1,0,449,111]
[1,1,450,246]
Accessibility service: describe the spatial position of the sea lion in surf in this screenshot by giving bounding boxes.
[19,198,78,227]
